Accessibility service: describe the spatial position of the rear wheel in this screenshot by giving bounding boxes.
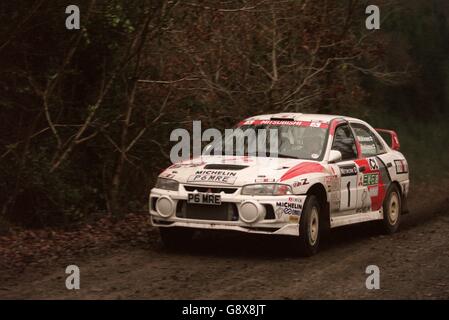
[380,184,401,234]
[159,227,194,250]
[298,195,321,256]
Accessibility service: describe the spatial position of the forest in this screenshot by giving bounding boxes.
[1,0,448,230]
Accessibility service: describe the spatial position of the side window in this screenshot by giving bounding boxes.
[332,124,357,161]
[351,123,385,157]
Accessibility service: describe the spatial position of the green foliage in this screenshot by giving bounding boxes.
[363,111,449,184]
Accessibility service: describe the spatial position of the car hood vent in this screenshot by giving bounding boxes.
[203,164,249,170]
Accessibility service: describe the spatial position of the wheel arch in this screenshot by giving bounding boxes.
[389,180,402,195]
[388,180,409,214]
[306,183,330,231]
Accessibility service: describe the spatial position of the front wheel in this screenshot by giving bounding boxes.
[297,195,321,257]
[380,184,401,234]
[159,227,194,250]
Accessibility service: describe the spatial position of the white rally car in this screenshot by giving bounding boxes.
[150,113,409,256]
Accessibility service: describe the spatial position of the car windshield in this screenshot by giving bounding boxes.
[203,121,328,161]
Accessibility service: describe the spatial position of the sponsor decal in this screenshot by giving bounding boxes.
[283,207,301,216]
[368,158,379,170]
[293,178,309,188]
[275,207,284,219]
[339,164,357,177]
[325,175,339,191]
[358,136,374,143]
[242,120,329,129]
[356,189,371,213]
[363,173,379,186]
[358,174,364,186]
[188,170,237,184]
[361,144,377,155]
[394,159,408,174]
[275,198,303,216]
[369,186,379,197]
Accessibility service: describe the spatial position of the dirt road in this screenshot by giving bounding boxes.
[1,182,449,299]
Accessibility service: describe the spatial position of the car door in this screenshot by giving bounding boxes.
[330,124,361,214]
[350,122,390,213]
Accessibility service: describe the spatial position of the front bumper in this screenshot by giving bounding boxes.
[149,184,307,236]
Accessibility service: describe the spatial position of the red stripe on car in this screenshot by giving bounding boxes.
[280,162,325,181]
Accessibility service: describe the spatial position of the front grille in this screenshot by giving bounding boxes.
[183,185,238,194]
[176,201,239,221]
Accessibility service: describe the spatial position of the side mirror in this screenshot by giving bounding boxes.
[328,150,342,163]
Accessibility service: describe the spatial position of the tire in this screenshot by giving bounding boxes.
[380,184,401,234]
[159,227,194,250]
[297,195,321,257]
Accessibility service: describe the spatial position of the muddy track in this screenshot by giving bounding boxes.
[1,183,449,299]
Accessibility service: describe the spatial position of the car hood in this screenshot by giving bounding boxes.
[160,155,322,186]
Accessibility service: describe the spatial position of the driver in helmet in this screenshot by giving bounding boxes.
[302,135,323,159]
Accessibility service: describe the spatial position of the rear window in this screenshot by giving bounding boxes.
[351,123,385,156]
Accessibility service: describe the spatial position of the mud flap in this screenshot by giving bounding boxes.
[401,194,409,214]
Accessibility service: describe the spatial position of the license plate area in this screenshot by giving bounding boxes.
[187,193,221,205]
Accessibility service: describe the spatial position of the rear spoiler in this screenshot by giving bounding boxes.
[375,129,400,151]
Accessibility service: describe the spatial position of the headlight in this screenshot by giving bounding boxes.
[241,184,292,196]
[155,177,179,191]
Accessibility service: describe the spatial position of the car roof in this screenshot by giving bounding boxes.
[243,113,361,123]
